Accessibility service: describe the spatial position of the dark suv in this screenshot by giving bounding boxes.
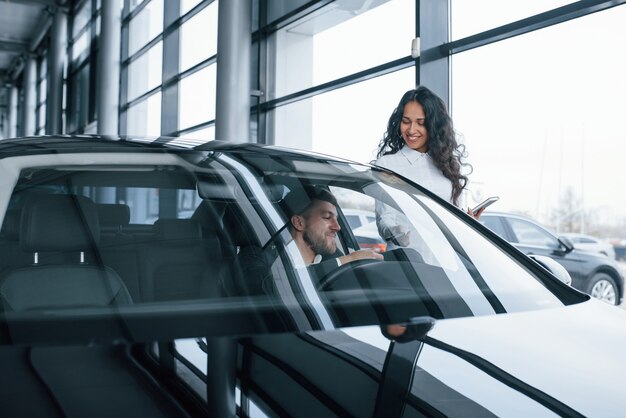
[479,212,624,305]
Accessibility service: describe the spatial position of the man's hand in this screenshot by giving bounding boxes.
[339,249,383,265]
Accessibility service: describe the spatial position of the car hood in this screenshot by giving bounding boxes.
[418,298,626,416]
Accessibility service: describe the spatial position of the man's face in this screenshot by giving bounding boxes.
[302,200,341,256]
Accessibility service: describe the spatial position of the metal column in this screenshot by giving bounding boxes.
[418,0,450,108]
[97,0,122,135]
[46,7,67,135]
[216,0,251,142]
[23,56,37,136]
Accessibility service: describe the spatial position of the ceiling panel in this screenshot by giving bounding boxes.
[0,0,46,79]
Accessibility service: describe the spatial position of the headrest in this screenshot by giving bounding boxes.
[154,219,202,242]
[96,203,131,227]
[221,203,260,248]
[20,194,100,252]
[0,209,21,241]
[281,185,338,218]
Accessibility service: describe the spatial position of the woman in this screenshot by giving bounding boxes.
[374,86,480,250]
[375,86,470,207]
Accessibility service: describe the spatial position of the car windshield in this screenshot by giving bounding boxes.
[0,144,584,345]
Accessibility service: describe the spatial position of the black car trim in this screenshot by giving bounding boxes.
[424,337,585,418]
[239,339,254,418]
[245,379,291,418]
[411,198,506,314]
[297,333,383,381]
[217,155,331,330]
[403,368,496,418]
[26,347,68,417]
[373,340,423,418]
[248,343,354,417]
[374,340,496,418]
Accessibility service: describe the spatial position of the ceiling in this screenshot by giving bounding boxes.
[0,0,60,113]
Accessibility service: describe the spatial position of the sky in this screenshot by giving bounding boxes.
[304,0,626,232]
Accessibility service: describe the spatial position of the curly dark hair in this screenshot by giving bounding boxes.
[376,86,470,206]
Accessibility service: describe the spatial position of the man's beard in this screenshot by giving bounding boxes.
[303,229,336,256]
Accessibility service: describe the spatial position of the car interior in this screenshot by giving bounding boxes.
[0,163,416,417]
[0,158,583,417]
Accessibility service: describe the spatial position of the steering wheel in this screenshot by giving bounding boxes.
[383,247,424,263]
[316,258,383,291]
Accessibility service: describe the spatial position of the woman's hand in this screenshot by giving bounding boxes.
[467,207,485,219]
[388,225,411,246]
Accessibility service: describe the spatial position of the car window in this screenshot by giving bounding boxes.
[507,217,560,249]
[479,216,508,240]
[345,215,361,229]
[0,151,583,349]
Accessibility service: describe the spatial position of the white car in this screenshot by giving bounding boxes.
[352,221,386,253]
[561,233,616,259]
[4,135,626,417]
[341,208,375,229]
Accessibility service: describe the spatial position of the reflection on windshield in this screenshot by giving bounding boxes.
[0,150,582,346]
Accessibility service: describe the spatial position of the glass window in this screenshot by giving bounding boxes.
[272,67,414,164]
[128,0,145,14]
[180,0,203,16]
[180,1,218,72]
[127,42,163,103]
[479,216,508,240]
[129,0,164,56]
[71,31,90,63]
[37,104,46,132]
[507,218,560,249]
[72,0,92,38]
[345,215,360,229]
[174,126,215,146]
[269,0,414,100]
[38,77,47,101]
[451,0,575,40]
[178,64,216,130]
[452,5,626,228]
[125,92,162,136]
[66,63,91,133]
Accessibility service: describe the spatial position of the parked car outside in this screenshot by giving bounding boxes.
[352,220,386,253]
[479,212,624,305]
[4,136,626,417]
[561,232,616,259]
[342,208,375,229]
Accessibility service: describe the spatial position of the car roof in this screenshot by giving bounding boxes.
[0,135,361,164]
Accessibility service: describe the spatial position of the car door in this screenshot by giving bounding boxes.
[501,216,584,282]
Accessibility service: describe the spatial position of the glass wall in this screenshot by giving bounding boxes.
[451,3,626,234]
[35,55,47,135]
[66,0,99,133]
[266,0,416,163]
[30,0,623,237]
[120,0,218,139]
[450,0,574,40]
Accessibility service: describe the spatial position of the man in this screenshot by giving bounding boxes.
[284,186,383,271]
[285,186,411,339]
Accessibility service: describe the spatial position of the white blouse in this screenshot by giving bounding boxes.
[373,146,459,259]
[374,145,453,203]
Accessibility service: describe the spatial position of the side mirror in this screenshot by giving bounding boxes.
[558,236,575,253]
[529,254,572,286]
[382,316,436,343]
